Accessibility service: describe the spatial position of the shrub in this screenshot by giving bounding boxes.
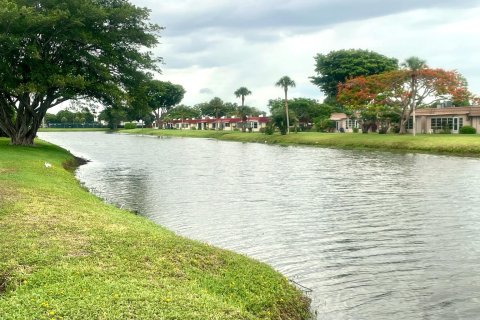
[378,127,388,134]
[459,125,477,134]
[352,127,359,133]
[440,125,452,134]
[390,125,400,134]
[314,118,335,132]
[264,123,275,135]
[124,123,137,129]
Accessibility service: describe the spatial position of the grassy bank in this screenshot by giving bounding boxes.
[0,138,310,319]
[122,128,480,156]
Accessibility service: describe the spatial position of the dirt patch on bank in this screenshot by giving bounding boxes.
[0,168,17,174]
[62,156,89,172]
[0,273,8,295]
[0,184,19,204]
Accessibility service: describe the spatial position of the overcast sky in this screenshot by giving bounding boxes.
[129,0,480,112]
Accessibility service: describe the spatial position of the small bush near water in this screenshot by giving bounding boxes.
[124,123,137,129]
[459,125,477,134]
[264,123,275,135]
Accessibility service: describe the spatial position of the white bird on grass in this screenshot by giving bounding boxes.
[44,162,52,168]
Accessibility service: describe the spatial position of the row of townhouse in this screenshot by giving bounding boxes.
[330,106,480,134]
[158,115,270,132]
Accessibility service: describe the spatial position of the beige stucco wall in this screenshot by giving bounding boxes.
[471,117,480,132]
[408,115,480,134]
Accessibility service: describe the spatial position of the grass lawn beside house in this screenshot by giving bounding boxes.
[121,129,480,156]
[0,138,310,320]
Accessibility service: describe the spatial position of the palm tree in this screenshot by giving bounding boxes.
[275,76,296,134]
[234,87,252,132]
[402,57,427,136]
[234,87,252,107]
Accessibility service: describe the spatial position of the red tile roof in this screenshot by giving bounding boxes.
[166,116,269,124]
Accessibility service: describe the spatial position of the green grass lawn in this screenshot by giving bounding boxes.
[0,138,310,320]
[122,129,480,156]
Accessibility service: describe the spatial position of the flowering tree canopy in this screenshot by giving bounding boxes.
[337,68,474,133]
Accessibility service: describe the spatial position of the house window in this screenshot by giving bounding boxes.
[406,117,413,130]
[253,122,258,129]
[225,122,230,127]
[345,119,358,129]
[430,117,463,130]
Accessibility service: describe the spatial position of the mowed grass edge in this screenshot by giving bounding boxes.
[0,138,310,320]
[121,129,480,157]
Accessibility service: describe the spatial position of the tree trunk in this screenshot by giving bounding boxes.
[154,109,161,129]
[411,76,417,136]
[242,115,247,132]
[284,88,289,135]
[9,124,41,145]
[241,96,246,132]
[399,119,406,134]
[11,131,36,145]
[1,108,45,146]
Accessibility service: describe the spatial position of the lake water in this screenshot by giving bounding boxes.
[38,132,480,320]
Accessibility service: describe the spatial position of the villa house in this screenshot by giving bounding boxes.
[330,106,480,134]
[406,106,480,134]
[329,113,359,132]
[161,115,269,132]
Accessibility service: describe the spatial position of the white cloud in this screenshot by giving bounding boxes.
[140,1,480,113]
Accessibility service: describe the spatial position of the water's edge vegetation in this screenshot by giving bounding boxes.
[118,129,480,157]
[0,138,311,319]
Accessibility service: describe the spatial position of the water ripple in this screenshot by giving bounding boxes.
[39,132,480,320]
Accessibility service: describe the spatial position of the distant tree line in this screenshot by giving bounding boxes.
[1,0,479,145]
[37,47,480,136]
[45,108,95,125]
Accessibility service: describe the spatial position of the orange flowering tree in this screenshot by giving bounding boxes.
[337,69,473,133]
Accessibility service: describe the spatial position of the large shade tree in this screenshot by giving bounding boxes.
[275,76,296,134]
[163,104,200,129]
[0,0,162,145]
[337,68,473,133]
[269,97,333,130]
[199,97,233,130]
[165,105,200,121]
[98,107,127,130]
[137,80,185,128]
[311,49,398,102]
